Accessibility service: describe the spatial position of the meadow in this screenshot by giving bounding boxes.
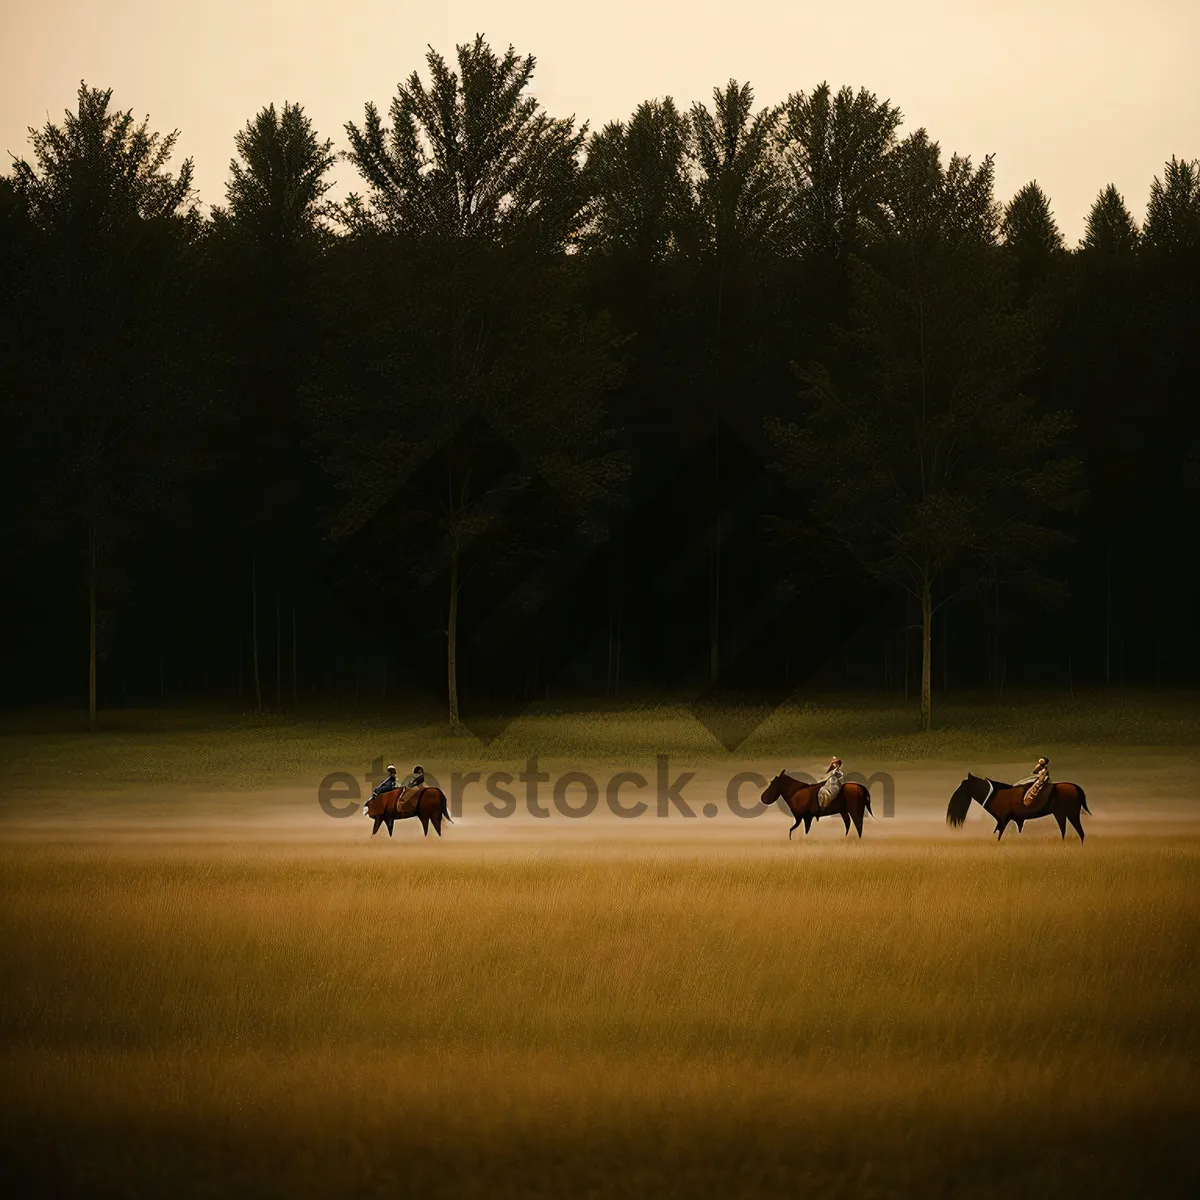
[2,836,1198,1196]
[1,694,1198,1196]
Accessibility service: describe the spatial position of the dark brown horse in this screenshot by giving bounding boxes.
[947,773,1090,841]
[364,785,453,838]
[760,771,873,838]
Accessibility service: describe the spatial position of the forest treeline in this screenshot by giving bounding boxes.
[1,36,1197,731]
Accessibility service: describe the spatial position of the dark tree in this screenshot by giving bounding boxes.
[767,133,1081,730]
[1002,181,1066,302]
[781,82,902,262]
[1142,156,1200,254]
[8,83,202,728]
[323,36,623,729]
[686,81,788,682]
[207,102,337,711]
[582,98,692,263]
[1080,185,1139,254]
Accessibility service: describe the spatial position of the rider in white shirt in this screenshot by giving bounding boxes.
[1014,757,1051,807]
[818,757,844,807]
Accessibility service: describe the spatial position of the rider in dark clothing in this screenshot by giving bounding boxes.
[373,765,399,796]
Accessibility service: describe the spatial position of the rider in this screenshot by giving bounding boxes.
[397,764,425,796]
[373,765,399,796]
[818,757,844,808]
[1015,757,1051,807]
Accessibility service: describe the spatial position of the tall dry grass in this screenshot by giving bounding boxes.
[2,837,1198,1196]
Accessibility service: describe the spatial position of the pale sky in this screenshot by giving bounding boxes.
[2,0,1197,241]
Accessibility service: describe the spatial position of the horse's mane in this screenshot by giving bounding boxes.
[946,778,974,828]
[948,774,1016,826]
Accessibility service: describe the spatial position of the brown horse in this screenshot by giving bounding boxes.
[364,785,453,838]
[760,771,873,838]
[946,773,1090,841]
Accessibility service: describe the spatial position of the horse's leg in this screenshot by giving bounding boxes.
[432,810,443,836]
[385,817,394,837]
[996,814,1010,840]
[841,810,851,835]
[419,813,430,837]
[372,817,382,837]
[803,815,813,835]
[1054,811,1067,839]
[788,812,802,839]
[1015,818,1025,833]
[852,803,864,838]
[1068,810,1086,842]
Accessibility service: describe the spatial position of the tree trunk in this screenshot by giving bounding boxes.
[709,507,721,685]
[447,545,461,730]
[709,261,725,686]
[942,610,949,695]
[291,604,298,708]
[606,538,619,698]
[920,577,933,732]
[251,556,263,714]
[1105,551,1112,686]
[613,604,621,699]
[275,590,282,708]
[88,523,97,731]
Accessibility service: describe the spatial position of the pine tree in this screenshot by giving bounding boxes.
[207,102,337,711]
[1003,181,1064,255]
[686,81,787,683]
[767,133,1080,731]
[781,82,902,261]
[1143,156,1200,254]
[582,98,691,262]
[9,83,202,729]
[1080,184,1139,254]
[220,103,335,251]
[322,37,623,730]
[1003,181,1065,300]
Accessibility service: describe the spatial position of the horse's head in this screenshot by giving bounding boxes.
[761,772,785,805]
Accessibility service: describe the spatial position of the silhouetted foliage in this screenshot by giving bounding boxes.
[1142,156,1200,255]
[2,49,1198,722]
[767,136,1081,729]
[321,36,624,727]
[583,98,691,262]
[1080,185,1139,254]
[781,83,902,261]
[7,83,204,725]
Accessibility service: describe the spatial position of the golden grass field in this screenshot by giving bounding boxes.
[1,697,1198,1196]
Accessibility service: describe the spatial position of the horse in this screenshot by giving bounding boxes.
[946,772,1090,841]
[364,785,453,838]
[760,771,873,838]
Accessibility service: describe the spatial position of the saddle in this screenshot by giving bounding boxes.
[385,786,423,819]
[1021,779,1051,810]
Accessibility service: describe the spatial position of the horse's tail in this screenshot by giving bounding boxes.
[1075,784,1090,815]
[440,789,454,824]
[862,785,875,819]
